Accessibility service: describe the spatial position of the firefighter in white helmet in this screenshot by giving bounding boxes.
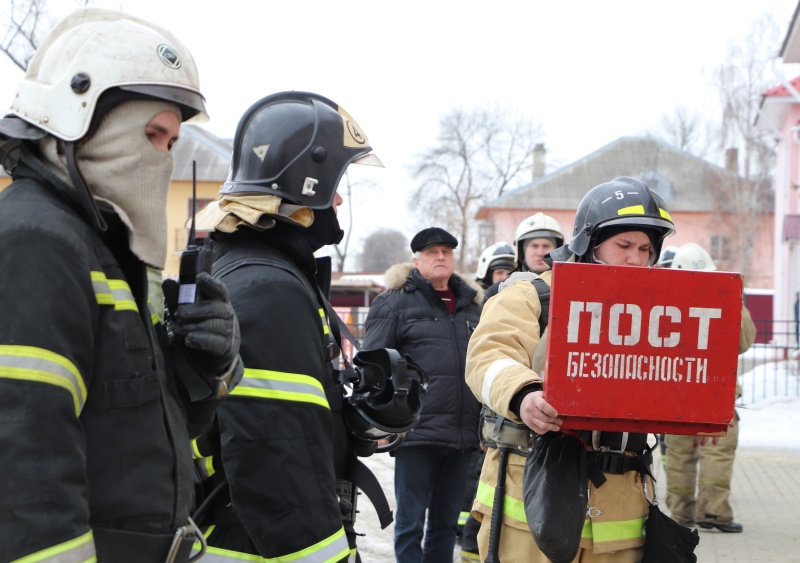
[514,212,565,274]
[0,9,242,562]
[475,241,516,291]
[664,242,756,533]
[483,214,565,302]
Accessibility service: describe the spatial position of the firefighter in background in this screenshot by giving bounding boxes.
[0,9,243,562]
[466,177,675,562]
[484,214,564,301]
[664,242,756,533]
[515,212,564,274]
[191,92,417,562]
[474,241,516,290]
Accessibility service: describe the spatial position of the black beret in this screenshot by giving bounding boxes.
[410,227,458,253]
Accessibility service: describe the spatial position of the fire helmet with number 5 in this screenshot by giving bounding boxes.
[220,91,383,250]
[568,176,675,265]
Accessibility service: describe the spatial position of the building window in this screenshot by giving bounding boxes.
[478,221,495,251]
[710,235,730,260]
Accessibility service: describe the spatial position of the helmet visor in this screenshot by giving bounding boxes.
[351,152,384,168]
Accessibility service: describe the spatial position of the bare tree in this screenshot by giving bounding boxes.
[409,104,545,271]
[709,13,780,281]
[359,228,408,272]
[329,171,378,272]
[0,0,86,71]
[649,105,718,158]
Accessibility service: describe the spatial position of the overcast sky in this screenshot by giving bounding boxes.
[2,0,799,263]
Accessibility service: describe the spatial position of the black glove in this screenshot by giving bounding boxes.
[163,272,241,400]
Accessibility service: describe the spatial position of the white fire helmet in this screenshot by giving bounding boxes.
[671,243,717,271]
[7,8,207,141]
[475,241,516,284]
[514,212,564,265]
[657,245,679,268]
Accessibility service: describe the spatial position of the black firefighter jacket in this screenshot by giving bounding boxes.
[202,227,353,561]
[362,263,484,452]
[0,155,216,562]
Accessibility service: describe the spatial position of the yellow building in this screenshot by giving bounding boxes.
[164,124,232,277]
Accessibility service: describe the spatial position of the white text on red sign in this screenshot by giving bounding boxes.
[567,301,722,349]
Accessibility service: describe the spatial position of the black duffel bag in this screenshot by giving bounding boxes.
[642,499,700,562]
[522,431,587,563]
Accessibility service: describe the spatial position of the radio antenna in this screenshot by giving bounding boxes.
[189,160,197,245]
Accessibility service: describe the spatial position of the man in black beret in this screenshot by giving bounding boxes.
[362,226,484,562]
[410,226,459,253]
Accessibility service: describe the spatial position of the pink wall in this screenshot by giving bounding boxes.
[483,207,773,288]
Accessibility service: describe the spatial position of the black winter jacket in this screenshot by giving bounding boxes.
[0,153,216,562]
[362,263,483,452]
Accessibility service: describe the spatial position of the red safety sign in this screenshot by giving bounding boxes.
[543,262,742,436]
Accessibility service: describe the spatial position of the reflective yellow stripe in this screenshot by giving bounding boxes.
[193,528,351,563]
[231,369,329,409]
[193,526,268,562]
[461,550,481,563]
[659,208,672,221]
[457,510,470,526]
[13,530,95,563]
[264,526,349,562]
[91,271,138,312]
[195,545,264,562]
[200,455,215,478]
[191,439,203,459]
[148,303,160,325]
[475,480,527,524]
[617,205,644,216]
[582,517,646,543]
[318,309,330,335]
[0,345,86,416]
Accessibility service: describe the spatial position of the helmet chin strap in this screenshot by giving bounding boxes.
[64,140,107,233]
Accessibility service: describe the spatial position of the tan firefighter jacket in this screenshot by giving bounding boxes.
[465,270,653,554]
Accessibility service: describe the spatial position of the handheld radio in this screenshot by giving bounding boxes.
[178,161,213,304]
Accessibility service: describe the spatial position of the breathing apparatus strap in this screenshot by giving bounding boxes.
[212,251,394,527]
[65,140,107,233]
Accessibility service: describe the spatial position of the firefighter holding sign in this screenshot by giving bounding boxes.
[465,177,676,562]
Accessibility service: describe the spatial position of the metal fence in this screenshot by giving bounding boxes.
[334,308,800,405]
[738,318,800,406]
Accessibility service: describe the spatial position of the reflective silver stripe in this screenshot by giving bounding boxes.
[232,369,329,409]
[481,359,523,411]
[90,271,138,312]
[263,526,350,562]
[193,528,350,563]
[0,345,87,416]
[12,530,95,563]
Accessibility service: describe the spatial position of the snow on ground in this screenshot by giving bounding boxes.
[355,346,800,560]
[737,347,800,452]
